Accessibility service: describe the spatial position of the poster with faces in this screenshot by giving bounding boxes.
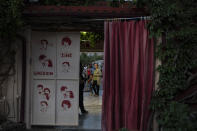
[57,33,80,79]
[56,80,79,125]
[32,80,55,125]
[31,32,79,126]
[31,32,56,79]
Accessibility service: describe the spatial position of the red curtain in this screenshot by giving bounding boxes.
[102,20,154,131]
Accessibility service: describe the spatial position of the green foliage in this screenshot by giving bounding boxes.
[38,0,136,7]
[0,0,23,40]
[80,53,103,65]
[38,0,103,6]
[148,0,197,130]
[80,32,104,47]
[109,0,120,7]
[0,0,24,96]
[109,0,135,8]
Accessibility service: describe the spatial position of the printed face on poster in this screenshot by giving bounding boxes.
[31,32,80,126]
[31,32,56,79]
[32,80,55,125]
[57,33,80,79]
[56,80,79,125]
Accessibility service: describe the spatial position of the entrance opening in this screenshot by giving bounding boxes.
[22,2,152,130]
[79,31,104,130]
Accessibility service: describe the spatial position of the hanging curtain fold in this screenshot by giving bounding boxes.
[102,20,154,131]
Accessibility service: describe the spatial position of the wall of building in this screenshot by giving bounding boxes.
[0,40,23,122]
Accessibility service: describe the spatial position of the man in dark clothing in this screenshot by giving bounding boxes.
[79,63,88,114]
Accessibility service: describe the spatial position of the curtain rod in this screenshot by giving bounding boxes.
[83,16,151,22]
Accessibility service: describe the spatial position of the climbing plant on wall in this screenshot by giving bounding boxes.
[30,0,136,7]
[36,0,102,6]
[0,0,23,97]
[0,1,196,130]
[148,0,197,130]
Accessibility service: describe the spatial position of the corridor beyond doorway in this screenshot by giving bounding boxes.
[78,89,102,130]
[78,31,104,130]
[77,63,103,130]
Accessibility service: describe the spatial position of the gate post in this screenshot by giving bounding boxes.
[24,26,32,129]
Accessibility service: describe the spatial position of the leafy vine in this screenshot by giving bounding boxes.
[31,0,103,6]
[80,32,104,47]
[148,0,197,130]
[0,0,24,97]
[1,1,196,130]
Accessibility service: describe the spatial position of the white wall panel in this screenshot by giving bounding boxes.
[32,80,55,125]
[56,33,80,79]
[56,80,79,125]
[30,32,79,126]
[32,32,56,79]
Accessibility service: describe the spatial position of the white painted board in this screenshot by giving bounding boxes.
[32,80,55,125]
[31,32,56,79]
[56,33,80,79]
[31,32,80,126]
[56,80,79,125]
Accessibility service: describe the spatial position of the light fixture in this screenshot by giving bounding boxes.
[81,31,87,35]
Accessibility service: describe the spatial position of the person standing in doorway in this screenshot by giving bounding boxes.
[79,63,88,114]
[87,64,92,91]
[92,63,102,96]
[88,74,94,95]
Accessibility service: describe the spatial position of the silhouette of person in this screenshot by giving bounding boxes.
[79,63,88,114]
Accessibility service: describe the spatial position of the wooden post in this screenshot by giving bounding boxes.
[153,37,162,131]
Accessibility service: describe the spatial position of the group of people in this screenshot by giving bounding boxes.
[84,63,102,96]
[79,63,103,114]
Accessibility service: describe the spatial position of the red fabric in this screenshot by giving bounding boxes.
[102,20,154,131]
[87,69,91,75]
